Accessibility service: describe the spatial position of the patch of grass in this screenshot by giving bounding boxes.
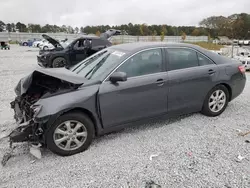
[8,40,19,44]
[185,42,224,51]
[112,41,122,45]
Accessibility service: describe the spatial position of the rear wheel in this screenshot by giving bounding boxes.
[46,112,94,156]
[201,85,229,117]
[43,46,48,50]
[23,42,28,46]
[52,57,67,68]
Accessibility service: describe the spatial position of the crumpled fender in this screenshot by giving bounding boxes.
[34,84,100,120]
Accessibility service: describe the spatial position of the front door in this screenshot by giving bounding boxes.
[165,48,219,114]
[98,48,169,127]
[70,39,88,65]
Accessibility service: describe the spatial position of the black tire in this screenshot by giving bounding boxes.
[23,42,28,46]
[46,112,95,156]
[52,57,67,68]
[201,85,229,117]
[43,46,48,50]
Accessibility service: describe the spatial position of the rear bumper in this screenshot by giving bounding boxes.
[230,74,246,101]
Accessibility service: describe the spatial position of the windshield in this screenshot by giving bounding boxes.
[71,49,126,80]
[60,41,72,48]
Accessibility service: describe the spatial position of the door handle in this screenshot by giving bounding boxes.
[156,79,164,86]
[208,69,216,75]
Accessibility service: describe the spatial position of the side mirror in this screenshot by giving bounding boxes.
[109,72,127,83]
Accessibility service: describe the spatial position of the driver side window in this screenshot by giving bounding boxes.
[116,48,163,78]
[73,40,85,50]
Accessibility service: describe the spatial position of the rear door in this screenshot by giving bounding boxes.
[98,48,169,127]
[91,39,109,52]
[165,47,219,114]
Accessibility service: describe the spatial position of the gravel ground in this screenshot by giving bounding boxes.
[0,45,250,188]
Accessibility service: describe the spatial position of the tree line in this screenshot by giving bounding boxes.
[0,13,249,39]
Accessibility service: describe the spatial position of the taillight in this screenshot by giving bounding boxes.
[238,65,245,73]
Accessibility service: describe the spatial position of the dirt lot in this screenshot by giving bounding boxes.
[0,45,250,188]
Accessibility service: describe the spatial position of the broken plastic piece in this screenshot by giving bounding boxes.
[29,143,42,159]
[1,143,16,167]
[145,180,161,188]
[149,153,161,161]
[236,154,245,162]
[1,152,12,166]
[238,131,250,137]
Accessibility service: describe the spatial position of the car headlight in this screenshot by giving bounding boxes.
[30,104,42,117]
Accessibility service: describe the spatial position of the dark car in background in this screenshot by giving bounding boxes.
[37,34,112,68]
[9,42,246,156]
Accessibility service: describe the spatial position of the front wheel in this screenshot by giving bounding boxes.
[201,85,229,117]
[46,112,95,156]
[52,57,67,68]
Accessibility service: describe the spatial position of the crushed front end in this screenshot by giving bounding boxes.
[1,68,84,166]
[9,94,44,144]
[2,95,45,166]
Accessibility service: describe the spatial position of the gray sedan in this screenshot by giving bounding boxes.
[9,42,246,156]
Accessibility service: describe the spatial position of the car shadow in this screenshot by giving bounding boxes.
[93,113,194,144]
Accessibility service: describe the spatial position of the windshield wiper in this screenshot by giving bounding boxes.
[72,50,107,72]
[85,54,110,79]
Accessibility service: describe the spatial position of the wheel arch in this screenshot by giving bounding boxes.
[60,107,99,136]
[214,83,232,101]
[219,83,232,101]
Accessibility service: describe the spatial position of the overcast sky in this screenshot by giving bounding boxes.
[0,0,249,27]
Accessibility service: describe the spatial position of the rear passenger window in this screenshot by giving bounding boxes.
[197,53,214,66]
[167,48,199,71]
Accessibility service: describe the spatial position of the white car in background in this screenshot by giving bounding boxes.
[39,40,54,50]
[243,40,250,45]
[33,39,46,48]
[39,38,68,50]
[234,52,250,70]
[241,59,250,70]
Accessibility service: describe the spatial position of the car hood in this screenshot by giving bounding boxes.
[42,34,63,48]
[15,67,87,96]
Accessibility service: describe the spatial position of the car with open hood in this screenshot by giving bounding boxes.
[38,36,68,51]
[8,42,246,157]
[37,34,112,68]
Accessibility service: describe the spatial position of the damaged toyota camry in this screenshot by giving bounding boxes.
[8,42,246,157]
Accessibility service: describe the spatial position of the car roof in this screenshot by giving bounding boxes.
[110,42,207,52]
[78,35,102,40]
[109,42,232,65]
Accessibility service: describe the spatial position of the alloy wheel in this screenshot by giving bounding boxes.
[53,120,88,151]
[208,89,226,113]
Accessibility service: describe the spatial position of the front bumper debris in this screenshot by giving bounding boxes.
[9,120,32,142]
[1,121,43,166]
